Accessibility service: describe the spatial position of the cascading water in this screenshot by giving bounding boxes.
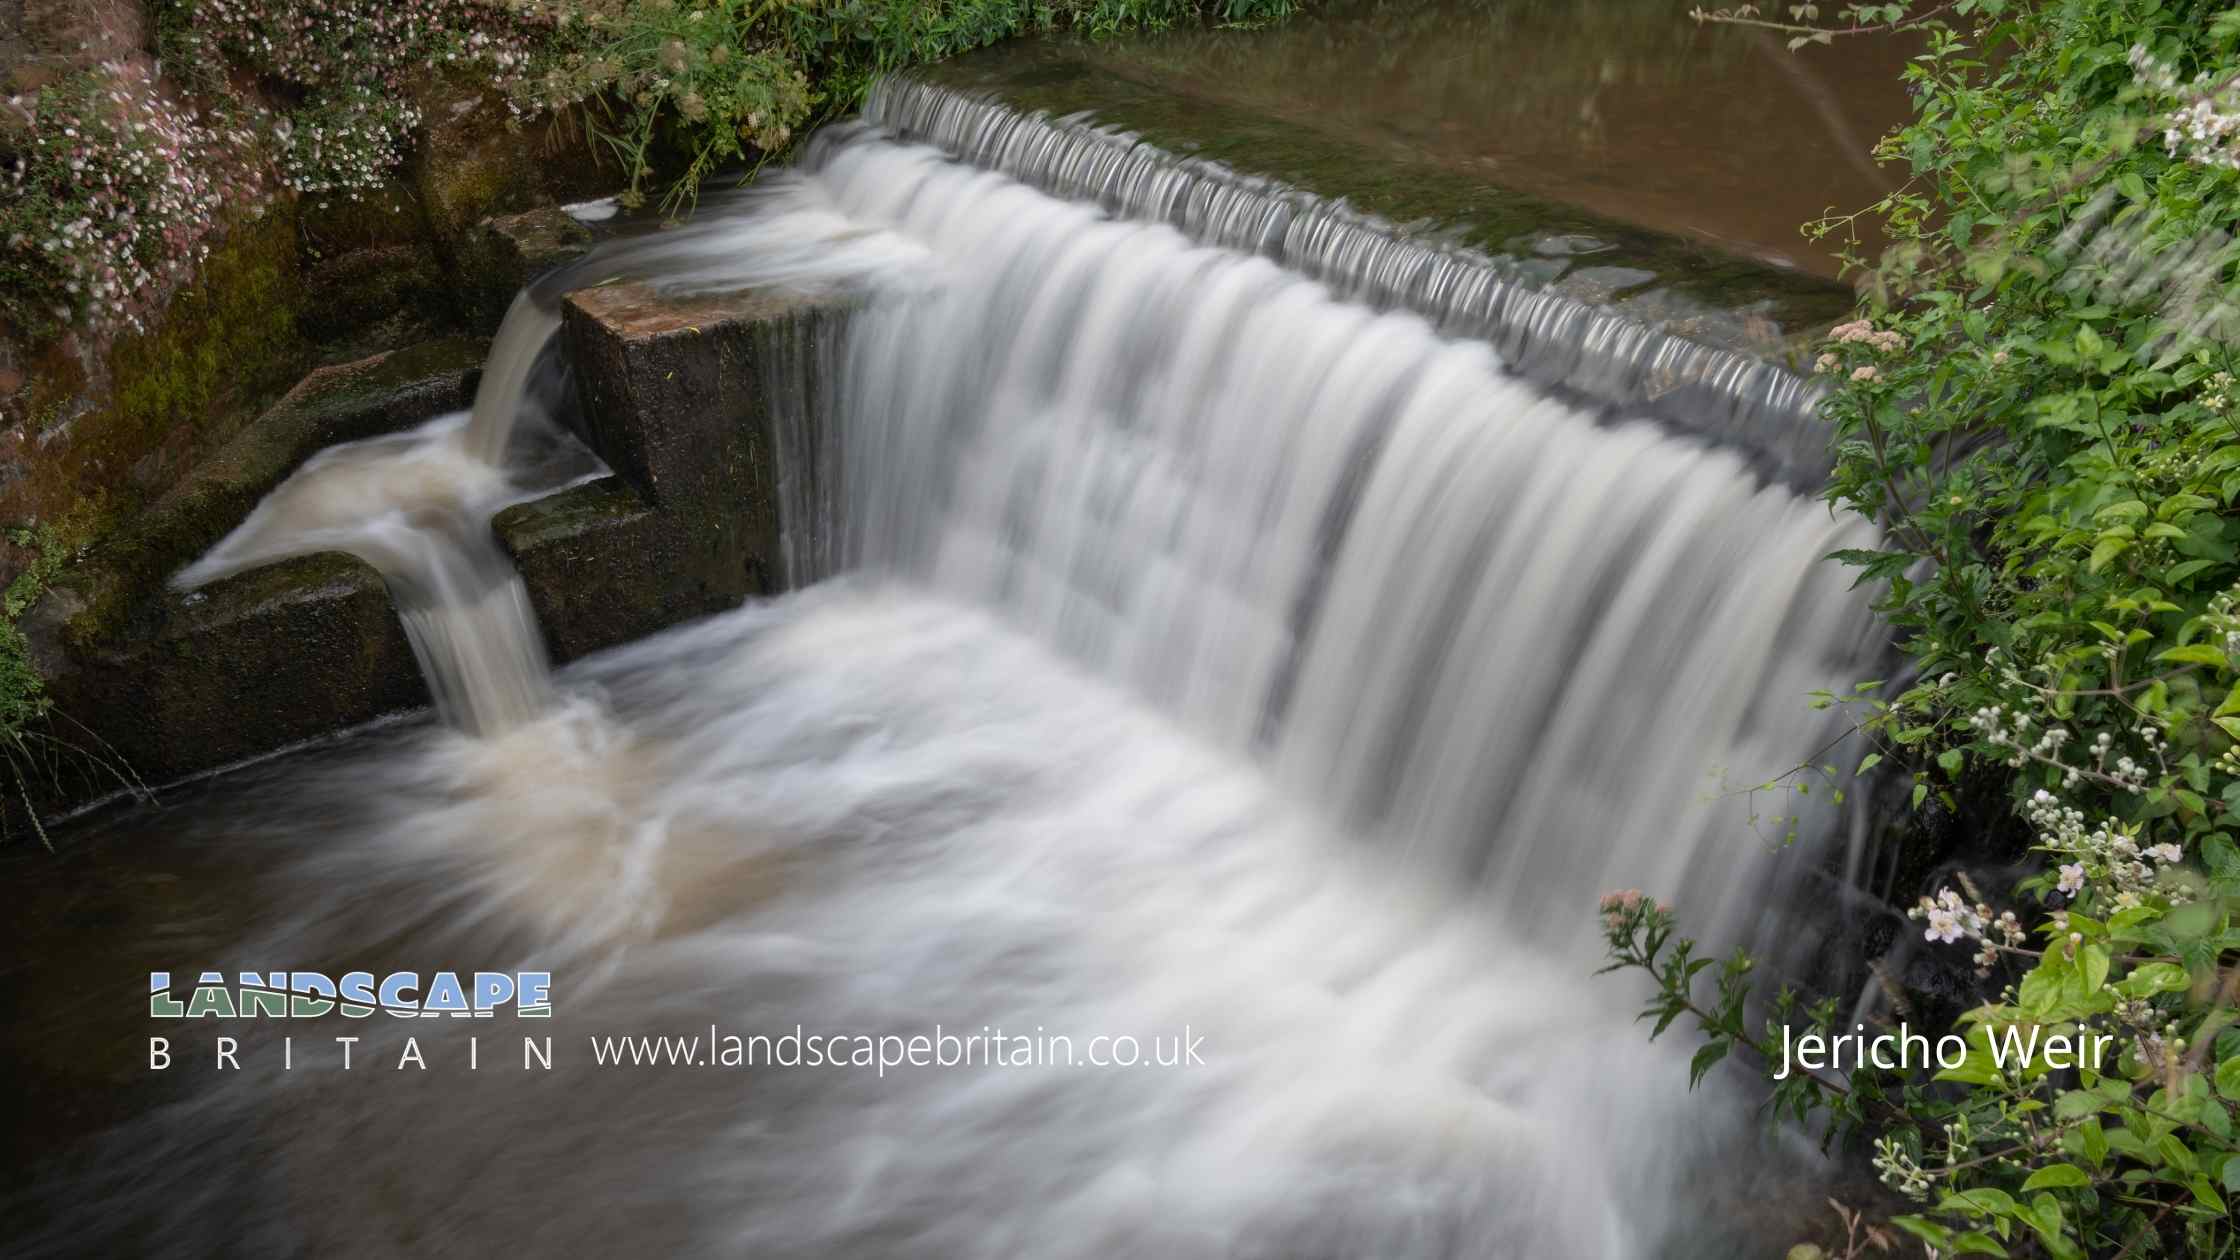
[796,121,1884,954]
[174,345,597,735]
[27,85,1887,1260]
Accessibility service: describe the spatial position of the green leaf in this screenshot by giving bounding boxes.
[2217,1055,2240,1101]
[2158,644,2231,667]
[2168,558,2218,584]
[1940,1187,2017,1219]
[2020,1163,2091,1191]
[2090,535,2130,573]
[2055,1090,2105,1120]
[2122,961,2190,995]
[2190,1175,2225,1212]
[1688,1041,1728,1088]
[1891,1216,1953,1249]
[2079,1117,2109,1166]
[2079,944,2110,994]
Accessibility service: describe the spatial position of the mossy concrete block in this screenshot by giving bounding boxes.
[454,207,596,335]
[77,338,488,626]
[298,179,433,255]
[25,551,427,790]
[493,474,733,664]
[407,84,615,245]
[410,90,542,241]
[15,338,493,796]
[298,245,451,348]
[21,276,849,805]
[0,205,307,567]
[560,283,843,605]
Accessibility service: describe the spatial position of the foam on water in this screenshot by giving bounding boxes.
[27,586,1800,1258]
[94,83,1889,1259]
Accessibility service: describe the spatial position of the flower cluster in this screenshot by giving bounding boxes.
[1829,317,1907,353]
[1906,886,2026,975]
[177,0,597,202]
[1814,318,1905,382]
[2023,789,2191,909]
[1597,887,1667,930]
[2130,43,2240,171]
[1963,641,2172,794]
[1872,1137,1933,1200]
[2203,369,2234,413]
[0,63,262,339]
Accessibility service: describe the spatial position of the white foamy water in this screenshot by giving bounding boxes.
[105,90,1887,1259]
[786,127,1883,958]
[31,587,1802,1258]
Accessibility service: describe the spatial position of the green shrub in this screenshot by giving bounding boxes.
[577,0,1306,211]
[0,526,144,847]
[1615,1,2240,1254]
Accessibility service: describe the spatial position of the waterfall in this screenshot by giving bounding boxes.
[785,122,1883,953]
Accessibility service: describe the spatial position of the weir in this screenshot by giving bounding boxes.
[34,62,1894,1260]
[863,75,1842,487]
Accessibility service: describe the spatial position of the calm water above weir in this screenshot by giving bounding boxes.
[1052,0,1915,279]
[6,11,1901,1257]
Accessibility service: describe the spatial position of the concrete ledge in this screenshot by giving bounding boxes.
[22,343,484,803]
[493,474,702,665]
[557,282,847,611]
[29,552,425,792]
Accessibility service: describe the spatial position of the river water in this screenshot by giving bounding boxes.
[7,21,1896,1258]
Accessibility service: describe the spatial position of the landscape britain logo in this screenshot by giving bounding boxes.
[149,970,553,1019]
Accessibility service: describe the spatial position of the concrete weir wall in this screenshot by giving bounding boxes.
[29,282,839,811]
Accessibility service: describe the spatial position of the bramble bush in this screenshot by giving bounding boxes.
[1608,0,2240,1254]
[3,0,1311,339]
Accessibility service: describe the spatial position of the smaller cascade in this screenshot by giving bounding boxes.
[177,359,600,735]
[174,182,923,737]
[461,292,566,465]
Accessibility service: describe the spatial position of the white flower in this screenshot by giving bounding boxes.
[2148,843,2183,863]
[1925,908,1966,944]
[2057,863,2086,894]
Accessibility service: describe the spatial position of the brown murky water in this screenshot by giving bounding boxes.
[1079,0,1915,278]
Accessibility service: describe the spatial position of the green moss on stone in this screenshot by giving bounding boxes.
[55,337,489,650]
[106,206,308,460]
